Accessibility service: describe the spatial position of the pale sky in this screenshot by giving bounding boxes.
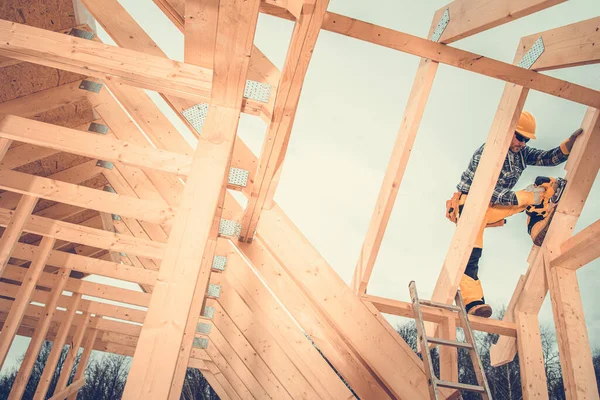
[3,0,600,380]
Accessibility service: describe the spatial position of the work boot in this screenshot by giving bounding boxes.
[526,200,557,246]
[468,304,493,318]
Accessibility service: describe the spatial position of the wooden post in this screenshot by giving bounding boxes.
[438,317,458,382]
[33,293,83,400]
[67,328,99,400]
[8,268,71,400]
[122,0,262,398]
[0,236,55,368]
[55,312,93,393]
[515,311,548,399]
[0,194,38,275]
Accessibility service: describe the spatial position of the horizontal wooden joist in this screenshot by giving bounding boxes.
[0,168,176,226]
[0,19,213,102]
[363,294,517,337]
[0,114,192,176]
[0,208,166,260]
[551,218,600,270]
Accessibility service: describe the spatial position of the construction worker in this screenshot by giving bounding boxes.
[445,111,583,318]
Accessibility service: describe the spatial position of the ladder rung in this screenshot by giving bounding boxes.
[419,299,461,312]
[426,337,473,349]
[436,379,486,393]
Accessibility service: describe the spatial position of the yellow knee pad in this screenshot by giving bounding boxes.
[459,274,484,306]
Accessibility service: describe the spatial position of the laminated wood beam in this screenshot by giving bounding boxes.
[251,203,453,399]
[515,311,548,399]
[218,239,353,399]
[123,0,262,397]
[0,194,38,275]
[239,0,330,242]
[0,209,166,261]
[363,294,517,337]
[81,0,276,119]
[0,114,193,176]
[492,107,600,365]
[8,267,70,400]
[545,254,599,399]
[430,0,566,44]
[551,218,600,270]
[0,168,176,226]
[0,20,214,102]
[0,237,54,367]
[520,17,600,71]
[204,342,253,400]
[319,13,600,108]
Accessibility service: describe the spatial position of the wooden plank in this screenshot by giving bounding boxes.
[551,218,600,270]
[319,13,600,108]
[66,329,97,400]
[439,317,458,383]
[0,168,176,225]
[204,343,254,400]
[239,0,330,242]
[54,313,92,393]
[489,275,525,366]
[515,311,548,399]
[0,114,193,176]
[49,377,85,400]
[123,0,262,397]
[0,20,214,102]
[0,194,38,275]
[431,0,565,44]
[492,107,600,365]
[0,138,11,160]
[0,237,54,367]
[521,17,600,71]
[351,57,438,294]
[429,84,528,310]
[254,204,453,399]
[545,254,599,399]
[8,268,70,400]
[0,210,166,261]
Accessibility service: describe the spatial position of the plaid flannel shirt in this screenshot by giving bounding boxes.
[457,143,569,205]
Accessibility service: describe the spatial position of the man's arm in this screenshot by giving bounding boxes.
[524,128,584,166]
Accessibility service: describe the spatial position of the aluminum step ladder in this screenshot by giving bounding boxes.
[409,281,492,400]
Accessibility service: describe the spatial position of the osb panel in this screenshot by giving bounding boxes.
[31,98,95,128]
[0,63,85,103]
[0,0,76,32]
[63,208,100,226]
[14,152,91,178]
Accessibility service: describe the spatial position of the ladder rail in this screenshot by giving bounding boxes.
[454,289,493,399]
[409,281,440,400]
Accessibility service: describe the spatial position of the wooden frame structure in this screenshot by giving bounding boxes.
[0,0,597,398]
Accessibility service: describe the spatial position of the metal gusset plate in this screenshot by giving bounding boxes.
[517,37,545,70]
[212,256,227,271]
[218,219,242,237]
[192,337,209,349]
[196,322,212,335]
[244,80,271,103]
[79,80,103,93]
[430,8,450,43]
[96,160,114,170]
[182,103,209,134]
[69,28,95,40]
[207,284,221,298]
[228,167,249,187]
[88,122,108,134]
[203,306,215,319]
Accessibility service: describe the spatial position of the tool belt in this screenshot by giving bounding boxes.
[445,191,506,227]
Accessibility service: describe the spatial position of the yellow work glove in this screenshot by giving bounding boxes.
[515,184,546,206]
[561,128,584,154]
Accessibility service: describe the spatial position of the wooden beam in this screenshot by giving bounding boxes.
[0,20,214,102]
[521,17,600,71]
[0,168,176,225]
[239,0,330,242]
[8,268,70,400]
[0,194,38,275]
[351,57,438,294]
[551,218,600,270]
[123,0,262,397]
[319,13,600,108]
[49,377,85,400]
[492,107,600,365]
[438,317,458,383]
[431,0,566,44]
[515,311,548,399]
[54,313,93,393]
[67,329,98,400]
[363,294,517,337]
[0,237,55,368]
[203,342,253,400]
[0,138,11,160]
[0,114,193,176]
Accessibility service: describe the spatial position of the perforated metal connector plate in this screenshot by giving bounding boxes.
[112,214,121,221]
[193,337,209,349]
[212,256,227,272]
[228,167,249,187]
[69,28,95,40]
[244,80,271,103]
[196,322,212,335]
[203,306,215,319]
[79,80,103,93]
[182,103,209,134]
[119,252,127,257]
[219,219,241,237]
[103,185,116,194]
[517,37,545,70]
[88,122,108,135]
[96,160,114,170]
[430,8,450,42]
[207,284,221,298]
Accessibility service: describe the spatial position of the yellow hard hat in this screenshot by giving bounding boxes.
[515,111,536,140]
